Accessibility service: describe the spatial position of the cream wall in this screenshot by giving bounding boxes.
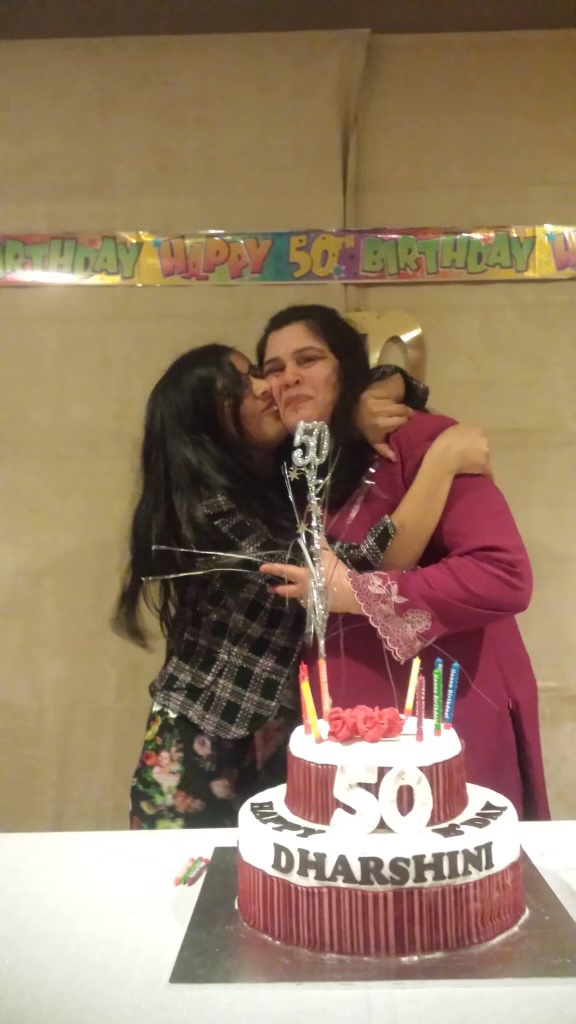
[0,32,363,830]
[1,28,574,830]
[354,30,576,817]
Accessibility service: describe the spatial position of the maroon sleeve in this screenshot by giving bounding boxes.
[347,413,533,661]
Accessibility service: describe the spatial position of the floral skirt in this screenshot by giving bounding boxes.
[130,703,297,829]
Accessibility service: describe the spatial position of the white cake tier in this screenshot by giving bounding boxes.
[238,783,520,892]
[289,716,462,768]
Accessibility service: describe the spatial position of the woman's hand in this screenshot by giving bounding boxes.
[428,423,493,479]
[260,545,361,614]
[355,375,414,461]
[260,562,310,604]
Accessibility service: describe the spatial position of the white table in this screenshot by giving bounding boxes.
[1,824,575,1024]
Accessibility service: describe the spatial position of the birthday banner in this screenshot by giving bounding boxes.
[1,226,575,285]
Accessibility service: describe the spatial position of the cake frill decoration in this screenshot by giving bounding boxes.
[327,705,405,743]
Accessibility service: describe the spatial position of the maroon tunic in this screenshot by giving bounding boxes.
[309,411,550,821]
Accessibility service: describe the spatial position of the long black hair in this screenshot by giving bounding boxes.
[113,343,288,646]
[256,304,374,506]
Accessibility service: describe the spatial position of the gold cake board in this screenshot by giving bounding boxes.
[170,848,576,984]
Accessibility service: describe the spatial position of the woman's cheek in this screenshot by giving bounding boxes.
[269,379,283,405]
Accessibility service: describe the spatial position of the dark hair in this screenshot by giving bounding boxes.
[112,343,287,646]
[256,304,373,505]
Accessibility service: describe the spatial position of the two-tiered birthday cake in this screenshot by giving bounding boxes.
[237,714,525,957]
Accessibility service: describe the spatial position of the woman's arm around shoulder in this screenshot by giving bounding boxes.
[347,411,533,660]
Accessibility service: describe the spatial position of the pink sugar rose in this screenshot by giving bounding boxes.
[377,707,405,738]
[326,707,358,742]
[355,706,386,743]
[356,706,405,741]
[327,705,405,743]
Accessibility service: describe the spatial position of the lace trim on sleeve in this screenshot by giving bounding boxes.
[347,568,434,663]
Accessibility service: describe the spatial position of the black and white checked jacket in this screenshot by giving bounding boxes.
[149,494,396,740]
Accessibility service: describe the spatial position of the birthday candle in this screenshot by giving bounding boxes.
[175,857,202,886]
[416,674,425,742]
[404,656,421,716]
[300,677,322,742]
[444,662,461,729]
[318,657,332,719]
[433,657,443,737]
[299,662,312,734]
[185,858,210,887]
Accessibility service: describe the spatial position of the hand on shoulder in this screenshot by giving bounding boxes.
[427,422,493,479]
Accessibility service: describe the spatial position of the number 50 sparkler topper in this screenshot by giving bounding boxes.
[285,420,333,718]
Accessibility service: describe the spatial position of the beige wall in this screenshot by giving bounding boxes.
[354,30,576,817]
[0,32,362,830]
[1,28,574,829]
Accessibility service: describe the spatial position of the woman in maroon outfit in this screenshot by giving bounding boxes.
[259,305,550,821]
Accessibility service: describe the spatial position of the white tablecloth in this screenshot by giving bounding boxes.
[1,823,575,1024]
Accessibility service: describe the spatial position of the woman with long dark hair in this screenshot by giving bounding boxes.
[115,339,492,829]
[116,344,291,644]
[115,343,303,828]
[258,304,550,821]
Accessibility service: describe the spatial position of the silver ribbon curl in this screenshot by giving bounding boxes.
[141,421,332,668]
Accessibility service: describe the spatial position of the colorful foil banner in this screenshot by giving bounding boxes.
[1,226,575,285]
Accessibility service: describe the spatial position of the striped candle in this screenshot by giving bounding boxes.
[416,674,425,742]
[300,677,322,742]
[433,658,443,737]
[185,858,210,887]
[318,657,332,719]
[444,662,461,729]
[299,662,312,734]
[175,857,202,886]
[404,655,421,716]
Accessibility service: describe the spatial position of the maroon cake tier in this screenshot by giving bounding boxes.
[285,749,468,828]
[238,854,524,957]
